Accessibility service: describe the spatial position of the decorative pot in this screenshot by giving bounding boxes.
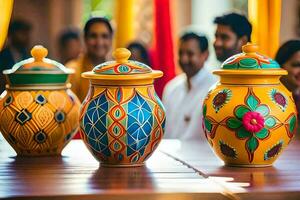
[202,43,297,167]
[80,48,166,167]
[0,45,81,156]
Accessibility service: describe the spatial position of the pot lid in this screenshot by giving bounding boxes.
[3,45,73,75]
[3,45,73,86]
[221,43,280,69]
[93,48,152,74]
[82,48,163,81]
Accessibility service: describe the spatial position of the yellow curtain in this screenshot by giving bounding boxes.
[114,0,135,48]
[0,0,14,50]
[248,0,281,58]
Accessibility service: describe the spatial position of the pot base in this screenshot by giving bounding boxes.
[16,152,62,157]
[100,162,145,168]
[225,163,272,168]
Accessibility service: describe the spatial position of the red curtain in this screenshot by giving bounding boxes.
[152,0,176,97]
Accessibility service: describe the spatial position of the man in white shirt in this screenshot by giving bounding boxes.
[162,32,218,141]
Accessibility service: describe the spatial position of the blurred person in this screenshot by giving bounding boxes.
[58,28,82,64]
[66,17,113,102]
[127,42,151,66]
[275,40,300,117]
[0,19,32,93]
[214,13,252,62]
[162,32,218,140]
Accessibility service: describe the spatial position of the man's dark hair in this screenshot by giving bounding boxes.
[275,40,300,66]
[214,13,252,42]
[59,28,80,47]
[84,17,113,38]
[8,19,32,35]
[127,42,150,66]
[180,32,209,52]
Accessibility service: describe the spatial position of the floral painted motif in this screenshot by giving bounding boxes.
[264,140,283,160]
[242,111,265,132]
[202,104,211,137]
[212,89,232,113]
[219,140,237,159]
[285,113,297,138]
[201,43,298,166]
[226,89,277,162]
[202,104,219,139]
[269,89,287,111]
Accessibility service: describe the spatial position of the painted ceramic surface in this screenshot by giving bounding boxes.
[93,60,151,75]
[80,48,165,167]
[93,48,152,75]
[202,44,297,167]
[0,45,81,156]
[80,85,165,166]
[0,89,80,156]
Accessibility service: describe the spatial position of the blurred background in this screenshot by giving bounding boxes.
[10,0,299,58]
[4,0,300,96]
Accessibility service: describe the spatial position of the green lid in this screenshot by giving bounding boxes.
[222,43,280,70]
[3,45,73,86]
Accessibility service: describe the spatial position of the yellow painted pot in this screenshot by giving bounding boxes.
[0,45,81,156]
[80,48,166,167]
[202,44,297,167]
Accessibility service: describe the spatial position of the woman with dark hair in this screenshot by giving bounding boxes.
[66,17,113,102]
[58,28,82,64]
[126,42,151,66]
[275,40,300,116]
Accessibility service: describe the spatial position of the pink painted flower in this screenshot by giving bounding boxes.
[242,111,265,133]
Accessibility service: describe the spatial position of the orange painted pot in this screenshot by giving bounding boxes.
[0,46,81,156]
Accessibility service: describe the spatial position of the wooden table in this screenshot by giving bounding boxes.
[0,135,300,200]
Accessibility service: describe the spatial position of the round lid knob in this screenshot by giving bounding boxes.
[112,48,131,63]
[242,43,259,54]
[31,45,48,62]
